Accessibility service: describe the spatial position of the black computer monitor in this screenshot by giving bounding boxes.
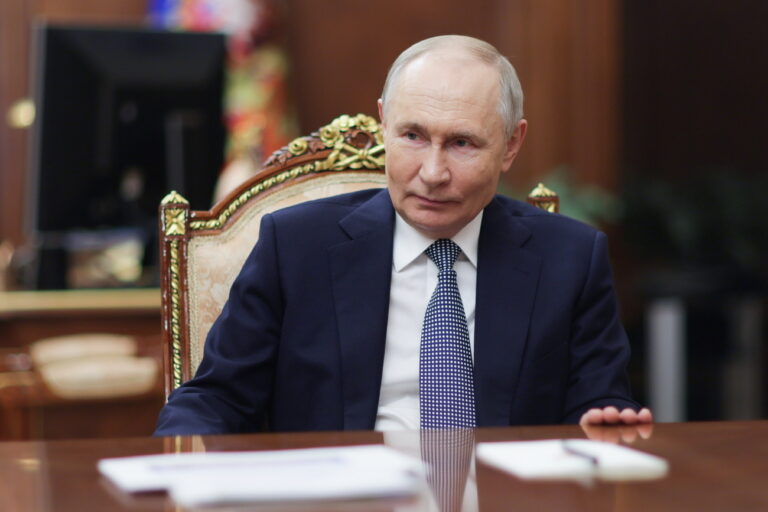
[28,24,227,289]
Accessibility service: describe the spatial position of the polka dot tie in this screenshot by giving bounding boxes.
[420,239,476,429]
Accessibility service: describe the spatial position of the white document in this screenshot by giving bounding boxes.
[98,444,423,507]
[476,439,668,482]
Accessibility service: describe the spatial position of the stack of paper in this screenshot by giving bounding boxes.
[476,439,668,482]
[98,445,423,507]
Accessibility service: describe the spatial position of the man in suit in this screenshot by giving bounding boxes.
[155,35,651,435]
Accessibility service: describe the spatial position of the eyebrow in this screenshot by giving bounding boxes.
[394,121,425,134]
[393,122,488,146]
[450,130,487,145]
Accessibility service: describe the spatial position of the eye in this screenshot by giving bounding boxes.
[454,138,471,148]
[405,131,419,141]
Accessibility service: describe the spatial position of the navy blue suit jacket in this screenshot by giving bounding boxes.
[155,189,638,435]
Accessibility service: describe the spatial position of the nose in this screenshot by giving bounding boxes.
[418,144,450,186]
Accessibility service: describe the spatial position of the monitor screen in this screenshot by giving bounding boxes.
[28,24,227,289]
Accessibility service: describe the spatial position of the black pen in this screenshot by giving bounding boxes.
[561,440,599,468]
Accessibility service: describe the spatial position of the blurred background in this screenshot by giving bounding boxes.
[0,0,765,440]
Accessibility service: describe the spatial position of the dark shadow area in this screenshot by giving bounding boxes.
[621,1,768,420]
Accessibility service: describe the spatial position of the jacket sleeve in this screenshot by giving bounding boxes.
[155,214,283,435]
[561,230,640,423]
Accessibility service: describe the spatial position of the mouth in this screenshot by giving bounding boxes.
[411,194,456,207]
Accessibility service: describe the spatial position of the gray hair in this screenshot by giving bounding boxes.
[380,35,524,138]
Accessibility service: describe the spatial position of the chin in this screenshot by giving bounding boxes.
[399,206,462,238]
[413,220,460,239]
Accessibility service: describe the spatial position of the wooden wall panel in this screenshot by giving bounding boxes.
[0,0,35,248]
[623,0,768,178]
[571,0,621,189]
[517,0,575,187]
[35,0,147,22]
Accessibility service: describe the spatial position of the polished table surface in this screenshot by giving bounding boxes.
[1,420,768,511]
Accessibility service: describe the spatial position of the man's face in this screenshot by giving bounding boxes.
[379,51,526,239]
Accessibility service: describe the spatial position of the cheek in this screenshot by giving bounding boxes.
[385,150,418,183]
[451,161,500,201]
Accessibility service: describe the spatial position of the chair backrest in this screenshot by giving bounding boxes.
[159,114,386,395]
[159,113,559,397]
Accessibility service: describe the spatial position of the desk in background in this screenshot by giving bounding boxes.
[0,289,163,440]
[0,288,161,348]
[1,421,768,511]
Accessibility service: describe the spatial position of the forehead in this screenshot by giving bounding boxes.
[387,51,503,132]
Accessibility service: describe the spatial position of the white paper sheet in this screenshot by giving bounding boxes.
[476,439,668,482]
[98,444,423,506]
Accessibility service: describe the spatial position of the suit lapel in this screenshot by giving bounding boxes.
[474,198,541,426]
[329,190,395,430]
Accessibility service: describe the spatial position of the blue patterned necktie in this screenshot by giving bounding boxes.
[420,239,476,429]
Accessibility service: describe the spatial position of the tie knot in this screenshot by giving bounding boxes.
[426,239,461,273]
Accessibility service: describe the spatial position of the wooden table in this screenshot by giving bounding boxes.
[1,420,767,511]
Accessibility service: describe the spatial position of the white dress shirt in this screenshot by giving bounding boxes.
[375,211,483,431]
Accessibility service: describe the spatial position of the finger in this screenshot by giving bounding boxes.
[580,408,604,426]
[638,408,654,423]
[580,421,603,441]
[602,406,621,424]
[619,408,639,425]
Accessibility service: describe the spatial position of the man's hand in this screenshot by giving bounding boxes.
[580,406,653,426]
[579,406,654,444]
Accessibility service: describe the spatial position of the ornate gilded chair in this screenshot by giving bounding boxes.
[159,114,386,395]
[159,113,558,397]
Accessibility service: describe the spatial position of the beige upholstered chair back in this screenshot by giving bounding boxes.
[159,114,387,396]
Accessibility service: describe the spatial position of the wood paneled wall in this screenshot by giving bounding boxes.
[623,0,768,178]
[0,0,621,250]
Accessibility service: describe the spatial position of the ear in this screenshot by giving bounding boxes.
[500,119,528,174]
[377,98,386,130]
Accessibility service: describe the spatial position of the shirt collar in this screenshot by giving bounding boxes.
[392,210,483,272]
